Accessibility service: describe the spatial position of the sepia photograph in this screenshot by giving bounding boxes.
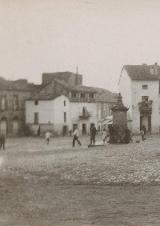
[0,0,160,225]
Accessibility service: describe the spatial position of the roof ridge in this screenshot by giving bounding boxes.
[124,64,160,80]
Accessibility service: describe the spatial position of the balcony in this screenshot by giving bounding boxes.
[138,100,153,115]
[79,107,90,119]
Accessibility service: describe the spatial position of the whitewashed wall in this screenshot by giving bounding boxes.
[52,95,71,133]
[119,68,132,130]
[26,95,113,135]
[25,100,54,124]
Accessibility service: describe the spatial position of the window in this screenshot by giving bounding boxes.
[1,96,7,111]
[90,123,95,128]
[35,100,39,105]
[34,112,39,124]
[142,84,148,89]
[103,103,107,116]
[80,93,85,98]
[64,100,66,106]
[71,92,77,98]
[89,93,95,98]
[13,95,18,111]
[142,96,149,102]
[82,107,86,116]
[73,124,78,131]
[109,106,112,115]
[64,112,67,123]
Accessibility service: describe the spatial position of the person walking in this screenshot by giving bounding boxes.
[90,124,97,145]
[72,127,81,147]
[45,131,51,145]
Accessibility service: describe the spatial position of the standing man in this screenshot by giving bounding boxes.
[72,127,81,147]
[90,124,97,145]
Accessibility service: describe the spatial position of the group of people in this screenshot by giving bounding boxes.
[72,124,108,147]
[68,124,147,147]
[0,124,147,151]
[44,125,108,147]
[43,123,148,147]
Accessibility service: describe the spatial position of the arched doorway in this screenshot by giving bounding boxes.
[0,117,7,135]
[12,116,19,135]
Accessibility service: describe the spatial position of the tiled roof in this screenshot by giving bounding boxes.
[70,85,102,92]
[29,74,117,103]
[30,93,63,100]
[96,91,118,103]
[53,79,102,92]
[29,79,68,100]
[30,82,117,103]
[124,64,160,80]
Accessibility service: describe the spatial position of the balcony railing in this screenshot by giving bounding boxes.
[138,100,153,114]
[79,107,90,119]
[79,113,90,119]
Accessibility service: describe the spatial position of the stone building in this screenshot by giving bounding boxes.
[0,77,37,136]
[25,72,117,135]
[42,71,83,86]
[119,63,160,133]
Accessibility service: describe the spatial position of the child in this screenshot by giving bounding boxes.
[102,129,107,145]
[45,131,51,144]
[140,129,145,141]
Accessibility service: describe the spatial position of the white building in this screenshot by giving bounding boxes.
[25,72,116,135]
[119,63,160,133]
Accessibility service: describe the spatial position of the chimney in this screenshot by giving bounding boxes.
[150,63,158,75]
[154,62,158,75]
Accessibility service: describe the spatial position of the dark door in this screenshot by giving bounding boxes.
[12,119,19,135]
[140,115,151,133]
[82,123,87,135]
[63,125,68,136]
[0,119,7,135]
[148,115,151,133]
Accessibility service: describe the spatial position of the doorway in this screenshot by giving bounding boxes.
[12,117,19,135]
[0,118,7,135]
[62,125,68,136]
[82,123,87,135]
[140,115,151,133]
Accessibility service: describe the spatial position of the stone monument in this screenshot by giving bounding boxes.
[109,93,130,143]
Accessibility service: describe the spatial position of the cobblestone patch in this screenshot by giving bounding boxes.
[1,135,160,185]
[1,136,160,225]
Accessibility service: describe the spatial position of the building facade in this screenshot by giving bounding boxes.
[25,72,116,135]
[0,78,36,136]
[119,63,160,133]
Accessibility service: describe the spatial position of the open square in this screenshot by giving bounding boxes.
[0,135,160,226]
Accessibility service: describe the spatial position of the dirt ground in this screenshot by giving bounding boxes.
[0,135,160,226]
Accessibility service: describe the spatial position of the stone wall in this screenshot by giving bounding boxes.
[42,72,83,86]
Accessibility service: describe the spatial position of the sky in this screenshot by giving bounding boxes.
[0,0,160,92]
